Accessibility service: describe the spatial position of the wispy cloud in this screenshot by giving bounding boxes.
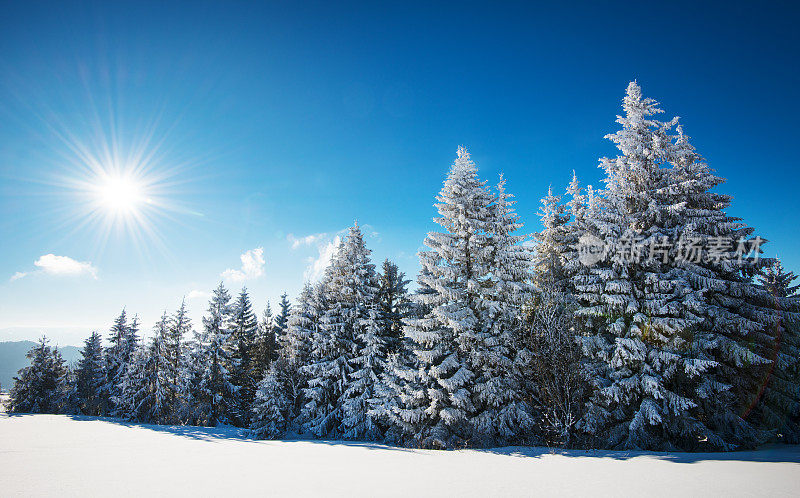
[10,254,98,282]
[221,247,266,282]
[360,223,381,242]
[287,232,327,249]
[304,236,340,281]
[186,289,211,301]
[9,272,27,282]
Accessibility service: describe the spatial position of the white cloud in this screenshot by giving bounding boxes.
[186,289,211,301]
[304,236,340,282]
[34,254,99,278]
[9,272,27,282]
[10,254,98,282]
[287,232,327,249]
[221,247,266,282]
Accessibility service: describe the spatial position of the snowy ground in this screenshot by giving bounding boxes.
[1,414,799,497]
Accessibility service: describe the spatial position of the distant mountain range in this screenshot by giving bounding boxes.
[0,341,81,393]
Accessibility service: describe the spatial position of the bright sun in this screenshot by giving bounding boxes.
[97,176,143,213]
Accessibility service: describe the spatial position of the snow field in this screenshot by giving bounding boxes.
[1,414,799,497]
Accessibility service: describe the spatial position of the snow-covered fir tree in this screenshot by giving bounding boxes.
[148,313,173,423]
[532,184,570,296]
[166,299,192,421]
[301,224,379,438]
[120,313,172,423]
[6,337,69,414]
[571,82,785,450]
[752,260,800,442]
[116,344,147,421]
[103,309,129,412]
[573,82,718,450]
[177,333,209,425]
[253,301,276,378]
[75,331,107,416]
[230,287,260,426]
[275,292,292,341]
[198,283,239,426]
[377,259,411,354]
[659,121,788,449]
[468,174,535,446]
[391,146,493,448]
[107,312,141,416]
[341,305,388,440]
[249,364,289,439]
[280,283,318,423]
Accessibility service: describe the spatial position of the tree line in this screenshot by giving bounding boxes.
[6,82,800,451]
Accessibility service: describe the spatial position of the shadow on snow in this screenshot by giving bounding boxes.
[4,412,800,463]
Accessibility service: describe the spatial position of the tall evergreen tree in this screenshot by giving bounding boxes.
[199,283,238,426]
[341,305,388,440]
[103,309,129,412]
[75,331,107,416]
[119,313,172,423]
[532,185,570,296]
[468,174,535,445]
[7,337,69,414]
[143,313,172,423]
[572,82,781,450]
[573,82,718,450]
[301,224,378,438]
[377,259,411,353]
[166,299,192,421]
[254,301,276,376]
[275,292,292,341]
[391,146,493,448]
[230,287,260,426]
[249,364,289,440]
[753,260,800,442]
[177,334,209,425]
[281,283,318,424]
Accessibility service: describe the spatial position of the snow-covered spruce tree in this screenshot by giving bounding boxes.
[75,331,107,416]
[198,283,239,426]
[280,283,318,424]
[108,312,141,416]
[574,82,779,450]
[751,261,800,442]
[301,224,380,438]
[573,82,717,450]
[390,146,493,449]
[230,287,260,426]
[151,313,173,423]
[103,309,129,413]
[377,259,411,354]
[275,292,292,342]
[253,301,277,378]
[6,337,69,414]
[177,333,209,425]
[532,184,570,296]
[126,313,172,424]
[166,299,192,422]
[249,364,289,439]
[468,174,535,446]
[116,343,148,421]
[341,305,389,440]
[659,122,787,449]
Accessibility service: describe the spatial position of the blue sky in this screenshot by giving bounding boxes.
[1,1,798,345]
